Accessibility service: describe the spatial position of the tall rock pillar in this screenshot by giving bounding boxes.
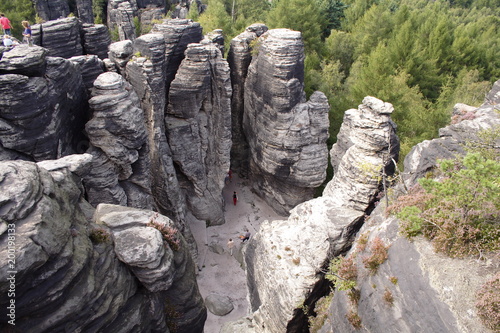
[243,29,330,215]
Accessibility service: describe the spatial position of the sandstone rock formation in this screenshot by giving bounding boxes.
[165,42,232,226]
[82,23,112,60]
[69,54,105,93]
[32,17,83,59]
[0,157,206,333]
[150,19,203,94]
[33,0,70,21]
[76,0,94,24]
[227,23,268,176]
[83,71,152,210]
[243,28,330,214]
[108,0,138,41]
[318,81,500,333]
[227,96,398,332]
[0,45,88,161]
[125,32,198,259]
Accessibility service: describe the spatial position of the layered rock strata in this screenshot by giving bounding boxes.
[243,28,330,215]
[150,19,203,95]
[0,157,206,332]
[108,0,139,41]
[227,23,268,176]
[32,17,83,59]
[76,0,94,23]
[319,82,500,333]
[0,46,87,161]
[227,96,399,332]
[82,24,112,60]
[125,33,198,259]
[33,0,70,21]
[69,55,105,93]
[83,72,153,210]
[165,43,232,225]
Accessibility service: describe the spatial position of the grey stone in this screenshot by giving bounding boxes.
[205,293,234,316]
[32,17,83,59]
[0,45,48,76]
[165,43,231,225]
[76,0,94,23]
[33,0,70,21]
[108,39,134,73]
[70,54,105,92]
[243,29,330,215]
[228,24,268,176]
[107,0,138,41]
[82,23,112,59]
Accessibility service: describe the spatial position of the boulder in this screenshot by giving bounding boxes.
[165,43,232,225]
[108,39,134,73]
[228,23,268,176]
[243,29,330,215]
[205,293,234,316]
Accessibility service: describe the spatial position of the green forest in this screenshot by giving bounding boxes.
[2,0,499,162]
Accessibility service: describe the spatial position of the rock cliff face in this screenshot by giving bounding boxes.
[0,156,206,333]
[76,0,94,24]
[82,24,112,60]
[0,45,87,161]
[227,23,268,176]
[108,0,139,41]
[165,42,232,225]
[243,29,330,214]
[83,72,152,210]
[32,17,83,59]
[229,96,398,333]
[318,81,500,333]
[33,0,70,21]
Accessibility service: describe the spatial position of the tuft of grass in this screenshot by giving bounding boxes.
[346,309,362,329]
[363,237,390,274]
[389,276,398,285]
[309,293,333,333]
[89,227,111,244]
[357,232,369,252]
[383,288,394,306]
[326,255,358,291]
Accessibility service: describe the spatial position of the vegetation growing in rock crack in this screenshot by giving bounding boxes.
[362,237,390,274]
[148,213,181,251]
[326,255,358,291]
[89,226,111,244]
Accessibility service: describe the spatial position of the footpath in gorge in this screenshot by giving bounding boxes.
[191,173,285,332]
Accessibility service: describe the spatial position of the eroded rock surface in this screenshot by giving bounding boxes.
[107,0,138,41]
[33,0,70,21]
[0,46,87,161]
[82,23,112,60]
[165,42,232,225]
[232,96,399,333]
[83,72,152,209]
[243,29,330,215]
[0,157,206,333]
[32,17,83,59]
[228,23,268,176]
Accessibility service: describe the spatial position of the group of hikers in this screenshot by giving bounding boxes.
[1,13,32,47]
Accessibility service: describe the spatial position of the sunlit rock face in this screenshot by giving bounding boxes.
[243,28,330,215]
[236,96,399,333]
[0,157,206,333]
[165,42,232,226]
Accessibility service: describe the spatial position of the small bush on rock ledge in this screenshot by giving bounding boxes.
[89,227,111,244]
[476,272,500,331]
[148,213,181,251]
[362,237,389,274]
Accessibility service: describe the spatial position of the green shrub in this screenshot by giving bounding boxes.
[389,152,500,257]
[383,288,394,306]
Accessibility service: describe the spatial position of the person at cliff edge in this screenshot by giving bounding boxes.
[22,20,32,46]
[0,14,12,36]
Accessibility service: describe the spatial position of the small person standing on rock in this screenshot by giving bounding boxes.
[240,231,250,243]
[227,238,235,255]
[22,20,32,46]
[233,191,237,205]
